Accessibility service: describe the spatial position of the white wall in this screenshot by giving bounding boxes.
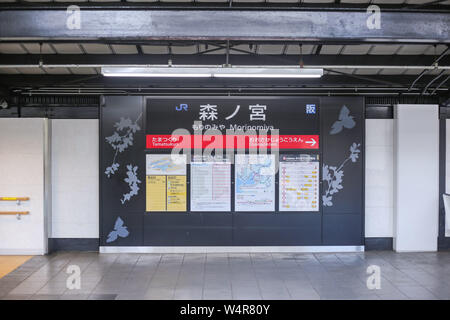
[446,119,450,237]
[0,118,48,254]
[51,119,99,238]
[365,119,394,238]
[394,105,439,252]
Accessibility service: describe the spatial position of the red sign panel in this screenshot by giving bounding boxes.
[146,134,319,149]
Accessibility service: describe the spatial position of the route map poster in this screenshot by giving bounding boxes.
[235,154,276,212]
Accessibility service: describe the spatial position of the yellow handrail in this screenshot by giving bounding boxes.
[0,197,30,201]
[0,211,29,215]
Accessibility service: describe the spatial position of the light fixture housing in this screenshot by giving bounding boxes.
[213,67,323,78]
[101,67,323,78]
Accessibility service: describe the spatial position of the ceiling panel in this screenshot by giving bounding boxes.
[378,68,407,75]
[111,45,139,54]
[341,45,373,55]
[0,44,27,54]
[22,43,56,54]
[52,44,84,54]
[0,68,20,74]
[228,44,254,55]
[368,45,402,55]
[396,45,432,55]
[69,67,98,74]
[320,45,344,55]
[81,44,113,54]
[16,67,45,74]
[171,45,198,54]
[285,45,315,55]
[422,45,449,56]
[141,45,169,54]
[44,67,72,74]
[257,45,284,55]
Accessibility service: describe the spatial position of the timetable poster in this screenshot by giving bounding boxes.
[235,154,276,212]
[146,154,187,212]
[191,155,231,212]
[279,154,319,212]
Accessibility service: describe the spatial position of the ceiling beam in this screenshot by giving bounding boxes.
[0,54,448,69]
[0,2,448,12]
[1,74,445,89]
[0,9,448,43]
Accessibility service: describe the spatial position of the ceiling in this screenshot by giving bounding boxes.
[0,42,449,76]
[0,0,449,4]
[0,0,449,97]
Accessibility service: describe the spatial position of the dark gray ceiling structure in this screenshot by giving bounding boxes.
[1,9,449,42]
[0,0,449,102]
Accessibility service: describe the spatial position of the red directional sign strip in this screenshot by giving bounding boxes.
[146,134,319,149]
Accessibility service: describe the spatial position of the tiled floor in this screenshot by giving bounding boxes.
[0,251,449,300]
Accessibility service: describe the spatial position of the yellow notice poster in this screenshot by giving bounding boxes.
[146,175,166,212]
[167,175,187,211]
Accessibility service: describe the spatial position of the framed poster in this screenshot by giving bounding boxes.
[235,154,276,212]
[190,155,231,212]
[279,154,319,212]
[146,154,187,212]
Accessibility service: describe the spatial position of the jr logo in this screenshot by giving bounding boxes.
[306,104,316,114]
[176,104,188,111]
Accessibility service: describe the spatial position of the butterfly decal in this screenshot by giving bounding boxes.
[330,105,356,135]
[106,217,129,243]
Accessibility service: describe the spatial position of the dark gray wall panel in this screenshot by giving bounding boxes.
[365,237,393,251]
[101,95,365,247]
[100,96,146,246]
[48,238,99,252]
[101,96,145,215]
[234,213,321,246]
[322,214,363,246]
[144,213,233,246]
[320,97,365,245]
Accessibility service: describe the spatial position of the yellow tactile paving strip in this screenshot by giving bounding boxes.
[0,256,32,279]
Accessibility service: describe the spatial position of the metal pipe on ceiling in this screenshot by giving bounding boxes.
[0,64,449,70]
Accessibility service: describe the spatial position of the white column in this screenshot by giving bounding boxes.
[51,119,99,238]
[0,118,49,255]
[365,119,394,238]
[394,105,439,252]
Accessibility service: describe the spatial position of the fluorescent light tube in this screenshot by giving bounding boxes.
[101,67,323,78]
[102,67,212,77]
[213,67,323,78]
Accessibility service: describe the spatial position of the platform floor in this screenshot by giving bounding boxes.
[0,251,449,300]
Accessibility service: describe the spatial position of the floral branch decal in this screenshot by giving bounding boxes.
[105,113,142,178]
[121,165,142,204]
[322,142,361,207]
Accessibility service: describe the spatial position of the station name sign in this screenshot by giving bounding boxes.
[146,134,319,149]
[146,97,320,150]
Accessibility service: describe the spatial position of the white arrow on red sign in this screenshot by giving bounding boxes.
[305,138,317,147]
